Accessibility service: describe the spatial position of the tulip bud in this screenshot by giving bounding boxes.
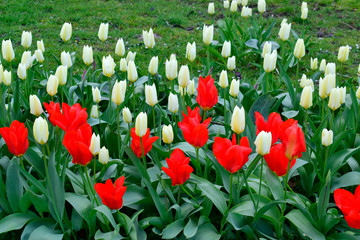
[231,105,245,134]
[339,86,346,105]
[127,60,138,82]
[186,42,196,62]
[356,86,360,100]
[241,6,252,18]
[148,56,158,75]
[303,79,314,92]
[278,21,291,41]
[319,59,326,72]
[242,0,248,6]
[102,55,116,78]
[2,39,15,62]
[21,51,34,69]
[224,0,230,9]
[165,55,178,80]
[168,93,179,113]
[33,117,49,145]
[338,45,350,63]
[221,41,231,58]
[300,86,313,109]
[162,125,174,144]
[219,70,229,88]
[92,87,101,103]
[82,45,93,66]
[35,49,45,63]
[135,112,147,137]
[98,23,109,42]
[122,107,132,123]
[321,129,333,147]
[29,95,43,117]
[98,147,109,165]
[0,65,3,84]
[17,63,27,80]
[3,70,11,86]
[60,22,72,42]
[208,2,215,15]
[300,74,307,88]
[55,65,68,86]
[301,2,307,11]
[115,38,125,57]
[261,41,271,58]
[21,31,32,49]
[47,75,59,97]
[310,57,318,70]
[319,74,335,99]
[112,80,127,105]
[254,131,272,155]
[143,28,155,48]
[258,0,266,13]
[294,38,305,59]
[328,87,341,111]
[145,84,158,107]
[90,105,99,119]
[301,7,308,20]
[203,25,214,45]
[227,56,236,71]
[325,62,336,76]
[229,79,240,97]
[230,0,238,12]
[61,51,72,68]
[263,50,277,73]
[126,51,136,63]
[119,58,127,72]
[187,80,196,95]
[37,40,45,53]
[178,65,190,88]
[89,133,100,155]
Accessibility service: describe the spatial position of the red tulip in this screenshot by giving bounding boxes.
[334,184,360,229]
[0,120,29,157]
[196,75,218,111]
[279,119,306,160]
[44,102,88,132]
[63,124,93,165]
[255,111,283,145]
[95,176,127,210]
[263,144,296,176]
[162,148,193,186]
[178,106,211,148]
[131,128,159,158]
[213,133,252,173]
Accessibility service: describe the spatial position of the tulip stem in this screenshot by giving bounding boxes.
[296,59,300,83]
[0,86,6,125]
[330,110,334,130]
[202,109,207,122]
[340,62,343,86]
[152,106,156,136]
[282,157,293,216]
[321,100,325,120]
[93,157,96,185]
[108,77,112,123]
[256,158,264,211]
[304,109,308,136]
[322,146,329,183]
[140,136,146,168]
[181,184,199,206]
[195,147,202,176]
[223,88,228,136]
[177,185,181,205]
[228,173,234,210]
[281,40,285,61]
[19,156,25,171]
[168,144,171,157]
[207,45,210,75]
[117,105,122,159]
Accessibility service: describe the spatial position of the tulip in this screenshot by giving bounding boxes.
[301,2,307,12]
[322,129,333,146]
[17,63,27,80]
[319,59,326,72]
[21,31,32,49]
[300,86,313,109]
[227,56,236,70]
[242,0,248,5]
[0,120,29,157]
[328,88,341,111]
[241,6,252,18]
[92,87,101,103]
[162,148,193,186]
[166,55,178,81]
[258,0,266,13]
[208,2,215,15]
[47,75,59,97]
[310,57,318,70]
[148,56,158,75]
[89,133,100,155]
[29,95,43,117]
[187,80,196,95]
[168,93,179,113]
[2,39,15,62]
[325,62,336,76]
[196,75,218,111]
[115,38,125,56]
[90,105,99,119]
[131,128,159,158]
[126,51,136,63]
[231,106,245,134]
[254,131,272,155]
[3,70,11,86]
[300,74,307,88]
[135,112,147,137]
[319,74,335,99]
[143,28,155,48]
[261,41,271,58]
[230,0,238,12]
[61,51,72,68]
[279,119,306,160]
[264,144,296,176]
[119,58,127,72]
[127,60,138,82]
[334,184,360,229]
[219,70,229,88]
[178,65,190,88]
[55,65,68,86]
[21,51,34,69]
[112,80,127,105]
[229,79,240,97]
[35,49,45,63]
[162,125,174,144]
[102,55,116,78]
[95,176,127,210]
[203,25,214,45]
[357,86,360,100]
[145,84,158,107]
[60,22,72,42]
[0,65,3,84]
[224,0,230,9]
[255,111,283,145]
[98,147,110,165]
[82,45,93,66]
[339,86,346,105]
[263,50,277,73]
[33,117,49,145]
[221,41,231,58]
[301,7,308,20]
[338,45,350,63]
[278,21,291,41]
[179,86,185,96]
[186,42,196,62]
[294,38,305,59]
[98,23,109,42]
[37,40,45,52]
[122,107,132,123]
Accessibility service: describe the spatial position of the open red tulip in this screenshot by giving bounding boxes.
[0,120,29,157]
[196,75,218,111]
[255,111,283,145]
[162,148,193,186]
[279,119,306,160]
[263,143,296,177]
[95,176,127,210]
[334,184,360,229]
[131,128,159,158]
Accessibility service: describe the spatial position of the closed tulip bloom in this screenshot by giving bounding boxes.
[102,55,116,78]
[279,119,306,160]
[3,70,11,86]
[230,0,238,12]
[319,74,335,99]
[17,63,27,80]
[357,86,360,100]
[300,86,313,109]
[203,25,214,45]
[148,56,158,75]
[278,21,291,41]
[229,79,240,97]
[301,7,308,20]
[231,106,245,134]
[143,28,155,48]
[47,75,59,97]
[208,2,215,15]
[145,84,158,107]
[90,105,99,119]
[122,107,132,123]
[241,6,252,17]
[115,38,125,56]
[37,40,45,52]
[98,147,109,165]
[60,22,72,42]
[127,60,138,82]
[264,144,296,176]
[82,45,93,66]
[119,58,127,72]
[55,65,68,86]
[135,112,147,137]
[255,111,283,145]
[92,87,101,103]
[339,86,346,105]
[98,23,109,42]
[112,80,127,105]
[178,65,190,88]
[2,39,15,62]
[300,74,307,87]
[197,75,218,111]
[325,62,336,76]
[294,38,305,59]
[301,2,307,12]
[61,51,72,68]
[126,51,136,63]
[162,125,174,144]
[187,80,196,95]
[221,41,231,58]
[89,133,100,155]
[219,70,229,88]
[261,41,271,58]
[95,176,127,210]
[224,0,230,9]
[0,120,29,157]
[0,65,3,84]
[21,31,32,49]
[263,50,277,73]
[131,128,159,157]
[338,45,350,63]
[162,148,193,186]
[168,93,179,113]
[165,55,178,80]
[227,56,236,70]
[29,95,43,117]
[334,184,360,229]
[321,129,333,147]
[21,51,34,69]
[186,42,196,62]
[310,57,318,70]
[35,49,45,63]
[258,0,266,13]
[33,117,49,145]
[319,59,326,72]
[254,131,272,155]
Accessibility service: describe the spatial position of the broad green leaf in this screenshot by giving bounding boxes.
[286,210,325,240]
[331,172,360,191]
[0,212,37,234]
[189,223,220,240]
[184,218,198,238]
[65,192,94,230]
[48,152,65,220]
[162,219,184,239]
[6,159,23,212]
[95,205,117,230]
[94,229,124,240]
[28,225,63,240]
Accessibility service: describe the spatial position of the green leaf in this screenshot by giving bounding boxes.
[48,152,65,220]
[286,210,325,240]
[331,171,360,191]
[189,223,220,240]
[23,148,45,177]
[94,229,124,240]
[327,147,360,175]
[249,94,277,123]
[317,173,331,222]
[0,212,37,234]
[184,218,198,238]
[266,168,284,201]
[95,205,118,230]
[162,219,184,239]
[65,192,95,231]
[28,225,63,240]
[278,62,296,109]
[6,159,23,212]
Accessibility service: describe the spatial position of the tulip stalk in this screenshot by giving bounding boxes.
[223,88,228,136]
[256,158,264,211]
[108,77,112,123]
[304,109,308,135]
[0,86,5,123]
[322,146,329,182]
[180,184,199,206]
[296,59,301,83]
[207,45,210,75]
[281,157,293,216]
[140,137,146,167]
[117,105,122,159]
[194,147,202,175]
[152,106,156,136]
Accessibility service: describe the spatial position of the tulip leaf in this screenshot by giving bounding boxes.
[245,39,259,50]
[189,223,221,240]
[28,225,63,240]
[278,62,296,109]
[331,171,360,191]
[162,219,184,239]
[65,192,95,230]
[94,229,124,240]
[327,147,360,175]
[48,151,65,221]
[6,159,23,212]
[95,205,118,230]
[23,147,45,177]
[184,218,198,238]
[0,212,37,234]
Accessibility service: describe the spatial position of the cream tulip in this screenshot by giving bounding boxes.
[21,31,32,49]
[21,51,34,69]
[168,93,179,113]
[89,133,100,155]
[254,131,272,155]
[319,59,326,72]
[227,56,236,71]
[47,75,59,97]
[321,129,333,147]
[82,45,93,66]
[328,87,341,111]
[119,58,127,72]
[300,86,313,109]
[126,51,136,63]
[278,21,291,41]
[356,86,360,100]
[165,55,178,80]
[90,105,99,119]
[222,41,231,58]
[135,112,147,137]
[102,55,116,78]
[0,65,3,84]
[241,6,252,18]
[263,50,277,73]
[92,87,101,103]
[162,125,174,144]
[37,40,45,53]
[224,0,230,9]
[17,63,26,80]
[339,86,346,105]
[310,57,318,70]
[294,38,305,59]
[186,42,196,62]
[60,22,72,42]
[127,60,138,82]
[258,0,266,13]
[208,3,215,15]
[122,107,132,123]
[338,45,350,63]
[230,0,238,12]
[115,38,125,57]
[203,25,214,45]
[219,70,229,89]
[325,63,336,76]
[148,56,158,75]
[231,105,245,134]
[61,51,72,68]
[98,23,109,42]
[143,28,155,48]
[35,49,45,63]
[178,65,190,88]
[261,41,271,58]
[301,7,308,20]
[318,74,335,99]
[2,39,15,62]
[229,79,240,97]
[55,65,68,86]
[112,80,127,105]
[33,117,49,145]
[99,147,109,165]
[3,70,11,86]
[29,95,43,117]
[187,80,196,95]
[145,84,158,107]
